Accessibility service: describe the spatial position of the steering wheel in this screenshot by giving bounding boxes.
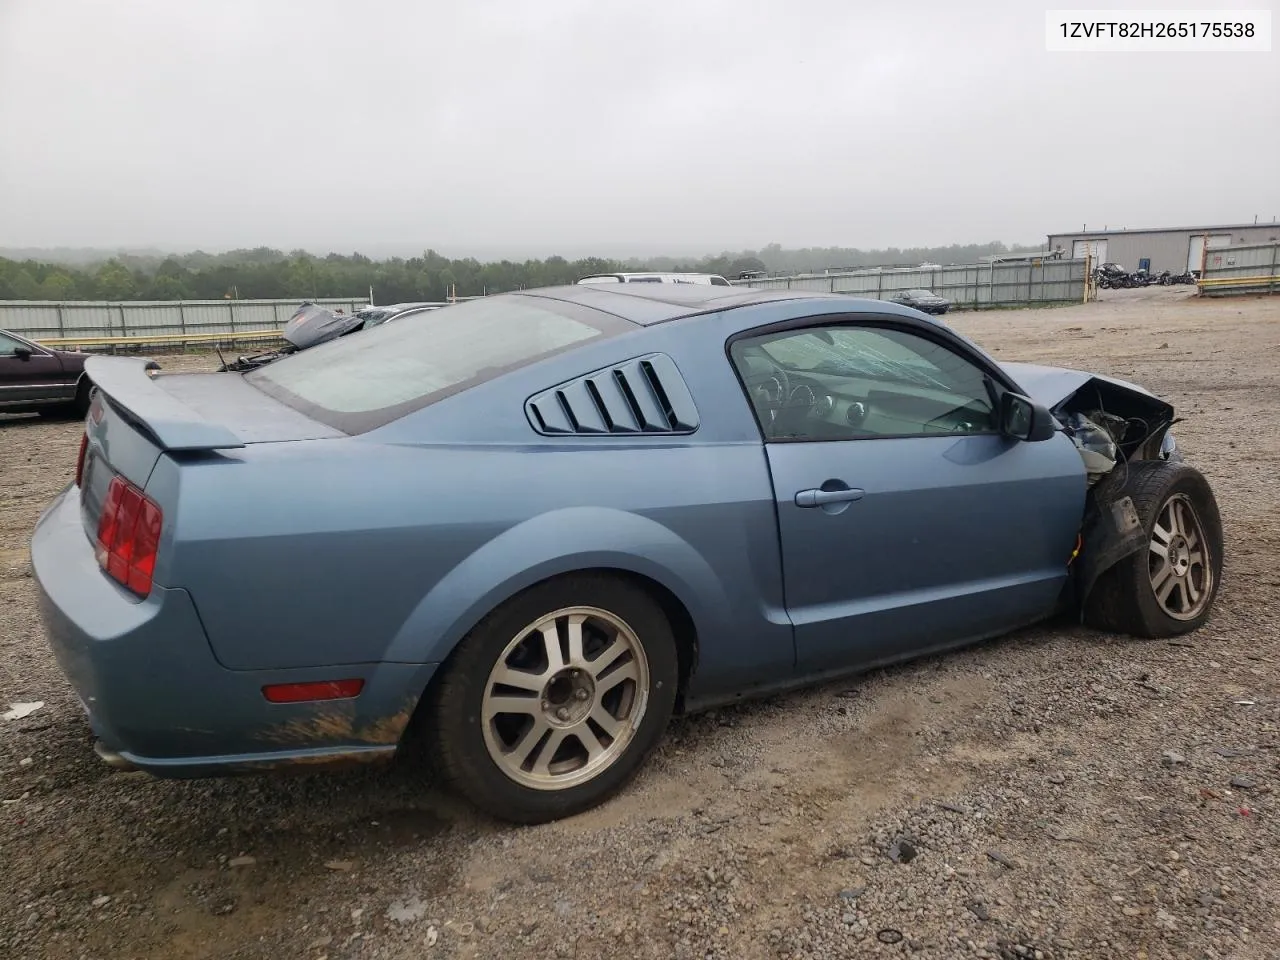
[741,350,792,434]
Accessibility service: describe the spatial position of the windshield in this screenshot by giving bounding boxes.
[753,328,955,391]
[907,289,936,297]
[246,295,629,433]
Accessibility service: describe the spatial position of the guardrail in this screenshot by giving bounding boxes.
[1196,274,1280,292]
[34,330,285,349]
[2,296,487,343]
[0,298,366,341]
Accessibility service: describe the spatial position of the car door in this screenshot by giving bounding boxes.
[0,331,69,407]
[727,315,1086,674]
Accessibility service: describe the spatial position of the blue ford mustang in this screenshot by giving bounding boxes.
[31,284,1222,823]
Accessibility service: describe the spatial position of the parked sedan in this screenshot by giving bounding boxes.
[0,328,93,417]
[32,284,1221,824]
[889,288,951,314]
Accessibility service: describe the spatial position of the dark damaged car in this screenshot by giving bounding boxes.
[217,301,442,371]
[31,284,1221,824]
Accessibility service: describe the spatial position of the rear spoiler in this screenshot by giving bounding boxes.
[85,357,246,452]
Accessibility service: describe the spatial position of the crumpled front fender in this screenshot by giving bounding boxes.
[1074,469,1148,605]
[998,361,1164,410]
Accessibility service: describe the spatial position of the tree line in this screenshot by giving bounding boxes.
[0,241,1038,302]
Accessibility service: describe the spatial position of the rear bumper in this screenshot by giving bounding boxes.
[31,485,437,778]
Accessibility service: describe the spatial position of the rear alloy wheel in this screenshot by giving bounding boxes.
[431,575,678,823]
[1084,460,1223,638]
[481,606,650,790]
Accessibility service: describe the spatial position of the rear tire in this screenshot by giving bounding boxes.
[1083,460,1223,638]
[429,574,679,824]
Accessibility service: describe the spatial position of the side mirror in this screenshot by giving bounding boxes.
[1000,392,1057,442]
[13,346,33,360]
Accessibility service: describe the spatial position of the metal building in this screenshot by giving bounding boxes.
[1045,222,1280,274]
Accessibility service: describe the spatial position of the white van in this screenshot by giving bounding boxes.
[576,272,732,287]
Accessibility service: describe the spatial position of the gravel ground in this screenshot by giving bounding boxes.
[2,286,1278,960]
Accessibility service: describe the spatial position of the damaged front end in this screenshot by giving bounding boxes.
[217,303,371,372]
[217,343,298,372]
[1000,362,1182,609]
[1002,361,1181,482]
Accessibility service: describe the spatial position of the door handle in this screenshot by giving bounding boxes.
[795,487,865,508]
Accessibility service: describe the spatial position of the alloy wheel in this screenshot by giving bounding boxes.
[480,606,650,790]
[1148,492,1214,621]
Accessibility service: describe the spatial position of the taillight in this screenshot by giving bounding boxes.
[95,475,163,597]
[74,432,88,487]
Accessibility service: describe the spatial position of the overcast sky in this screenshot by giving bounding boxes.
[1,0,1276,258]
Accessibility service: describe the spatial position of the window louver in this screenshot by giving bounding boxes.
[526,353,699,436]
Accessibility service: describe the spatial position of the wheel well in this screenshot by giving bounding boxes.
[621,571,699,714]
[402,567,701,747]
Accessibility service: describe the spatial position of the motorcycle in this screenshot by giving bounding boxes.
[1094,263,1135,289]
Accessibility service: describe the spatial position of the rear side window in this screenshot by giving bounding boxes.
[247,295,632,433]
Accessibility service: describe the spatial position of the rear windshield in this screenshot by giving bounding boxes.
[246,294,630,433]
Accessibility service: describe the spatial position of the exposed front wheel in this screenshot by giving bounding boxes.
[430,574,679,823]
[1084,460,1223,637]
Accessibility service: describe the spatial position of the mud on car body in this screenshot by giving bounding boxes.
[31,283,1222,824]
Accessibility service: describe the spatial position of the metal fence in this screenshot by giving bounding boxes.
[1,260,1088,346]
[730,258,1087,307]
[1198,242,1280,297]
[0,297,372,342]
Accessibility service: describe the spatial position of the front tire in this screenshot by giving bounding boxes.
[430,574,679,824]
[1084,460,1223,637]
[71,378,93,418]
